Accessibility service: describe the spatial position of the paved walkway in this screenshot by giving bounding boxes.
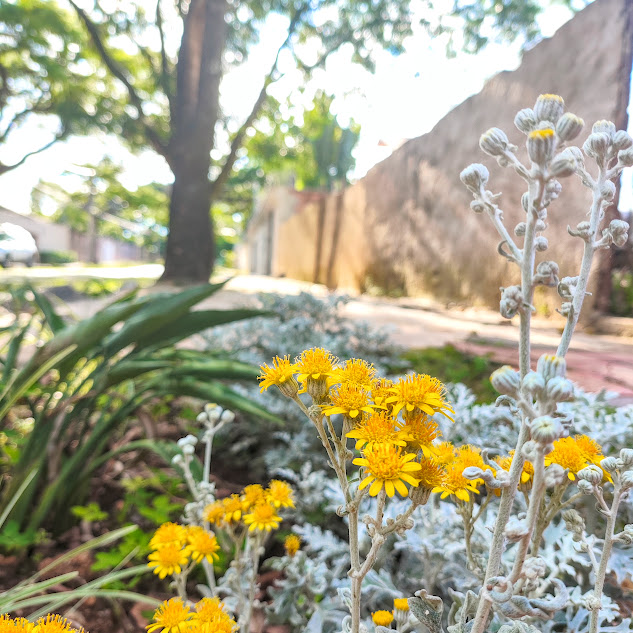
[8,270,633,404]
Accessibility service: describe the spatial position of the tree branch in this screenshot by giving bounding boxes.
[68,0,169,159]
[156,0,175,118]
[210,5,308,200]
[0,129,66,175]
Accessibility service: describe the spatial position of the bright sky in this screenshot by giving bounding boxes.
[2,0,628,218]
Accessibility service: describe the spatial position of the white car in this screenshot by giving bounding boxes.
[0,223,38,267]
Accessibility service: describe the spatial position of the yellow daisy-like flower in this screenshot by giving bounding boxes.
[266,480,295,508]
[393,598,410,612]
[345,411,406,450]
[284,534,301,557]
[573,434,604,466]
[192,597,237,632]
[386,374,454,421]
[414,458,447,490]
[204,500,226,526]
[243,503,282,532]
[400,414,441,456]
[32,615,75,633]
[371,611,394,627]
[494,451,534,485]
[241,484,266,510]
[432,441,456,465]
[185,526,220,564]
[149,522,187,550]
[296,348,338,382]
[545,436,594,481]
[328,358,377,390]
[354,442,421,497]
[147,598,193,633]
[322,383,378,419]
[222,494,243,523]
[0,616,34,633]
[258,355,299,397]
[371,378,395,408]
[147,543,190,579]
[433,463,480,502]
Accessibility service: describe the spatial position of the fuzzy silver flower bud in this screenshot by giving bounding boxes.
[470,200,487,214]
[577,479,594,495]
[531,415,563,445]
[534,94,565,124]
[607,219,629,247]
[515,108,537,134]
[535,236,549,252]
[220,409,235,423]
[544,463,567,488]
[592,120,616,139]
[537,354,567,381]
[480,127,511,157]
[534,261,559,287]
[577,465,603,485]
[568,221,592,241]
[522,371,545,398]
[620,471,633,490]
[499,285,523,319]
[613,130,633,151]
[546,376,574,402]
[504,516,529,542]
[460,163,489,191]
[555,113,584,141]
[527,128,556,164]
[600,456,618,474]
[521,192,530,213]
[583,133,610,160]
[600,181,616,202]
[535,219,547,231]
[619,449,633,469]
[515,222,527,236]
[549,155,576,178]
[490,365,521,396]
[618,148,633,167]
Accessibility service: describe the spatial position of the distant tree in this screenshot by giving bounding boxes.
[5,0,579,282]
[32,158,169,261]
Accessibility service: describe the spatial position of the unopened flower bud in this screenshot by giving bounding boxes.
[220,409,235,423]
[527,128,556,164]
[568,221,592,241]
[490,365,520,396]
[546,376,574,402]
[577,479,594,495]
[613,130,633,151]
[182,443,195,456]
[535,236,548,251]
[544,463,567,487]
[600,456,618,473]
[515,222,526,236]
[549,156,576,178]
[531,415,563,444]
[577,465,603,485]
[504,516,529,542]
[499,285,523,319]
[619,448,633,468]
[534,94,565,124]
[196,411,208,423]
[178,434,198,447]
[600,181,616,201]
[592,120,616,139]
[603,219,629,248]
[480,127,512,157]
[618,148,633,167]
[537,354,566,381]
[535,219,547,231]
[470,200,487,213]
[621,471,633,490]
[521,192,530,213]
[583,133,610,160]
[515,108,537,134]
[522,371,545,398]
[460,163,489,191]
[556,113,584,141]
[534,260,559,287]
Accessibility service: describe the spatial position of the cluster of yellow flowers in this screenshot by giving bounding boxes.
[259,349,610,502]
[370,598,410,627]
[0,614,86,633]
[148,522,220,579]
[204,480,294,532]
[147,597,237,633]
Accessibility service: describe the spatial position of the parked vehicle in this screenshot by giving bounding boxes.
[0,223,38,267]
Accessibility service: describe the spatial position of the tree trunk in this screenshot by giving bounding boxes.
[160,0,227,284]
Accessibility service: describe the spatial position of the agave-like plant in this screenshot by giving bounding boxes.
[0,281,278,532]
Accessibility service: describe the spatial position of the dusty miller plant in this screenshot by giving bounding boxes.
[455,94,632,633]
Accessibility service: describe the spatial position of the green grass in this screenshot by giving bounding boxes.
[401,344,502,403]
